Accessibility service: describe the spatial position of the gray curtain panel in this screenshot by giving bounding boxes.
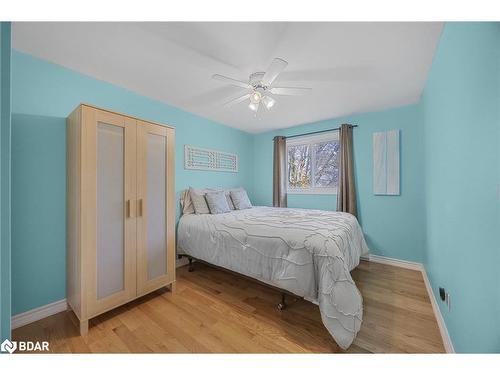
[273,136,287,207]
[337,124,358,217]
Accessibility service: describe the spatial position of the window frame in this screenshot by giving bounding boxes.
[286,131,339,195]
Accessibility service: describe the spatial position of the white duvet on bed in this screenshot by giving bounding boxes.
[177,206,369,349]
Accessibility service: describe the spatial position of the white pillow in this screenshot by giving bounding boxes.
[189,187,210,214]
[206,191,231,214]
[230,189,252,210]
[181,187,240,214]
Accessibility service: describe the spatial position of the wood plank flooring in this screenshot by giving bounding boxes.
[12,260,445,353]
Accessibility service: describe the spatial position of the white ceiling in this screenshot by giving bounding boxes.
[12,22,443,133]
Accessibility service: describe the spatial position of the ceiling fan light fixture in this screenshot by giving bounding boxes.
[262,96,275,110]
[248,101,259,112]
[250,90,262,104]
[212,58,311,115]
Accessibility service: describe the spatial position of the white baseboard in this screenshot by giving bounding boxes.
[363,253,455,353]
[361,254,423,271]
[11,299,68,330]
[12,260,190,330]
[421,267,455,353]
[176,256,190,268]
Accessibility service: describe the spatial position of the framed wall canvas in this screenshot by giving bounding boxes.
[373,129,400,195]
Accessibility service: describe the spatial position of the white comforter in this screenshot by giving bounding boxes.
[177,206,369,349]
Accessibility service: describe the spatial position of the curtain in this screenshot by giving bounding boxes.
[337,124,358,217]
[273,136,287,207]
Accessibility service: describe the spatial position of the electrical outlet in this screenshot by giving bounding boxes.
[439,287,446,301]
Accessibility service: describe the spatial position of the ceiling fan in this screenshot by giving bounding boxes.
[212,58,311,113]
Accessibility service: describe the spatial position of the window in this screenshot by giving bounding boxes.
[286,132,340,194]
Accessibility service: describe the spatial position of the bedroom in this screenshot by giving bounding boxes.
[0,0,499,371]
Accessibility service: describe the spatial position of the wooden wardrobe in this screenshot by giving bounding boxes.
[67,104,175,335]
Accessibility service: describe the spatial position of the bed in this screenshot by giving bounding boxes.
[177,200,369,349]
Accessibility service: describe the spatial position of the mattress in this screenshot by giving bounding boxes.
[177,206,369,349]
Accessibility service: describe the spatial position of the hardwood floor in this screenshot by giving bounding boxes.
[12,260,445,353]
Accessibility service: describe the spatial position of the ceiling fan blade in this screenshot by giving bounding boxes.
[262,58,288,86]
[269,87,312,96]
[277,66,378,83]
[212,74,251,89]
[223,93,251,107]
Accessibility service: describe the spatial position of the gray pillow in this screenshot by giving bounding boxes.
[230,189,252,210]
[225,191,235,210]
[189,187,210,214]
[206,191,231,214]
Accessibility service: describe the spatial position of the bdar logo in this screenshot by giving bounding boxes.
[0,339,49,353]
[1,339,17,354]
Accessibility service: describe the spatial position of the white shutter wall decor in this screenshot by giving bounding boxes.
[184,145,238,173]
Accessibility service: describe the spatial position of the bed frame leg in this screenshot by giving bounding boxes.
[277,293,287,311]
[188,257,194,272]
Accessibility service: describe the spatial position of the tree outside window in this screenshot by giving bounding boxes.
[286,132,339,194]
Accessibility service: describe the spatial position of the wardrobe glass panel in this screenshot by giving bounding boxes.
[96,122,125,299]
[147,133,167,280]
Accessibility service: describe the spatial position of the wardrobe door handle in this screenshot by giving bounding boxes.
[138,199,143,217]
[127,199,135,218]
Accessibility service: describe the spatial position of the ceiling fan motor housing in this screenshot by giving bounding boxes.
[249,72,268,89]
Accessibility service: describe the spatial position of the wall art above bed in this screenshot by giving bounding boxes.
[184,145,238,172]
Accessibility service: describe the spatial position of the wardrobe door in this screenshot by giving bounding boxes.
[137,120,175,295]
[82,107,137,317]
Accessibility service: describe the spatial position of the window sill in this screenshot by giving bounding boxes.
[287,190,337,195]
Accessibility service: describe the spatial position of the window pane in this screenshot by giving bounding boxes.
[288,144,311,188]
[313,141,340,188]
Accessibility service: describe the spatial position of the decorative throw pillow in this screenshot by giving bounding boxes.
[189,187,210,214]
[180,189,195,215]
[205,191,231,214]
[230,189,252,210]
[225,191,236,210]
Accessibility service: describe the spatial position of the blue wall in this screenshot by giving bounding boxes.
[11,51,254,315]
[8,24,500,353]
[0,22,12,341]
[421,22,500,353]
[253,104,426,263]
[12,114,66,315]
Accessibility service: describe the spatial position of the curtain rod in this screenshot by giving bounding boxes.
[281,124,358,140]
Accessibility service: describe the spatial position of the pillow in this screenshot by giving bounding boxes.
[225,190,237,210]
[180,189,195,215]
[189,187,210,214]
[181,187,239,215]
[205,191,231,214]
[226,187,248,209]
[230,189,252,210]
